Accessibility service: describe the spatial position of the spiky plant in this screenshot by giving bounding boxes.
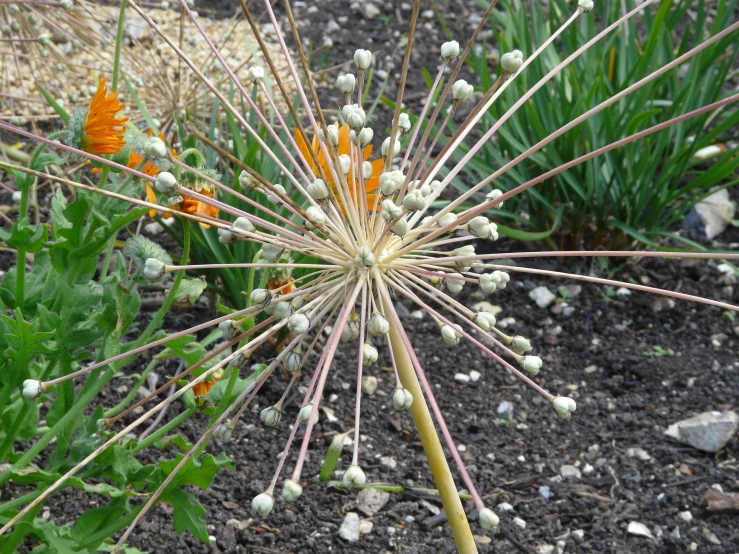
[1,0,738,552]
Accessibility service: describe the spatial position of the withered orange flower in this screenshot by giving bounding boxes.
[295,123,383,211]
[267,276,296,296]
[192,368,223,397]
[145,179,220,229]
[80,78,128,155]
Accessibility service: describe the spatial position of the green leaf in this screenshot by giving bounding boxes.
[207,364,267,406]
[320,432,347,482]
[165,488,209,543]
[173,277,207,305]
[0,217,47,253]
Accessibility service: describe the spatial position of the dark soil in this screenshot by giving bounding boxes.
[6,1,739,553]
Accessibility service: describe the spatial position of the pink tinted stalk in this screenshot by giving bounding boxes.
[291,278,365,481]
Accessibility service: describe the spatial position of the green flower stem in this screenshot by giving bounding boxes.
[178,147,205,167]
[132,406,197,454]
[103,359,158,419]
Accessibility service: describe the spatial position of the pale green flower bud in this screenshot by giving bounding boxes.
[473,311,496,331]
[248,65,265,83]
[342,464,367,487]
[402,189,425,211]
[354,245,376,267]
[22,379,43,399]
[510,335,532,355]
[251,492,274,516]
[336,73,356,96]
[381,137,400,158]
[250,288,272,306]
[354,49,372,70]
[479,507,500,529]
[144,136,167,158]
[441,324,462,346]
[305,206,326,229]
[440,40,460,61]
[260,405,282,427]
[298,402,319,425]
[397,113,411,134]
[282,479,303,502]
[393,387,414,410]
[363,342,378,364]
[266,184,286,205]
[367,313,390,335]
[468,216,491,238]
[520,355,542,376]
[452,79,474,104]
[307,179,329,200]
[261,242,285,262]
[501,50,524,74]
[552,396,577,419]
[341,320,360,342]
[578,0,594,12]
[288,313,310,334]
[155,171,177,193]
[358,127,374,148]
[390,218,408,237]
[342,104,366,132]
[143,258,167,281]
[284,351,302,374]
[445,275,464,294]
[213,423,233,444]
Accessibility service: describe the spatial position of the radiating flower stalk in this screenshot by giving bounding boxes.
[1,0,739,552]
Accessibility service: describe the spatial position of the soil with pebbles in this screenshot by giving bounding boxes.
[5,0,739,553]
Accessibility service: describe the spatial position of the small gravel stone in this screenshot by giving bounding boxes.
[497,400,514,419]
[535,546,554,554]
[357,488,390,516]
[560,465,582,479]
[513,517,527,529]
[339,512,361,542]
[380,456,397,469]
[529,286,556,308]
[678,511,693,522]
[496,502,514,512]
[627,521,653,539]
[454,373,470,384]
[627,447,652,461]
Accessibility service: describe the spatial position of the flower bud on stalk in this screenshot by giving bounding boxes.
[552,396,577,419]
[358,127,374,148]
[397,113,411,134]
[438,212,457,228]
[452,245,476,272]
[479,508,500,529]
[336,73,356,98]
[392,387,413,410]
[338,154,351,175]
[472,311,496,331]
[248,65,265,83]
[213,423,233,444]
[355,245,376,267]
[284,351,302,374]
[341,320,360,342]
[343,464,367,487]
[379,170,404,196]
[251,492,274,516]
[452,80,474,106]
[363,342,379,364]
[282,479,303,502]
[440,40,460,62]
[298,402,319,425]
[468,216,491,239]
[307,178,330,201]
[342,104,366,132]
[445,275,465,294]
[305,206,326,229]
[22,379,43,399]
[390,218,408,237]
[155,171,177,193]
[381,199,402,221]
[441,324,462,346]
[250,288,272,307]
[367,313,390,335]
[260,405,282,427]
[219,319,239,341]
[261,243,285,262]
[500,50,524,74]
[239,171,259,192]
[520,355,542,376]
[354,49,372,71]
[381,137,401,158]
[143,258,166,281]
[144,136,167,158]
[510,335,532,355]
[273,301,294,320]
[402,189,425,211]
[288,313,310,335]
[266,183,286,205]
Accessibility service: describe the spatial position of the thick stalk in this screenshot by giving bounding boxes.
[378,279,476,553]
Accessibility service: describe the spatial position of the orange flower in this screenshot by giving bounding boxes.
[295,123,384,212]
[80,78,128,155]
[145,179,220,229]
[192,368,223,398]
[267,276,296,296]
